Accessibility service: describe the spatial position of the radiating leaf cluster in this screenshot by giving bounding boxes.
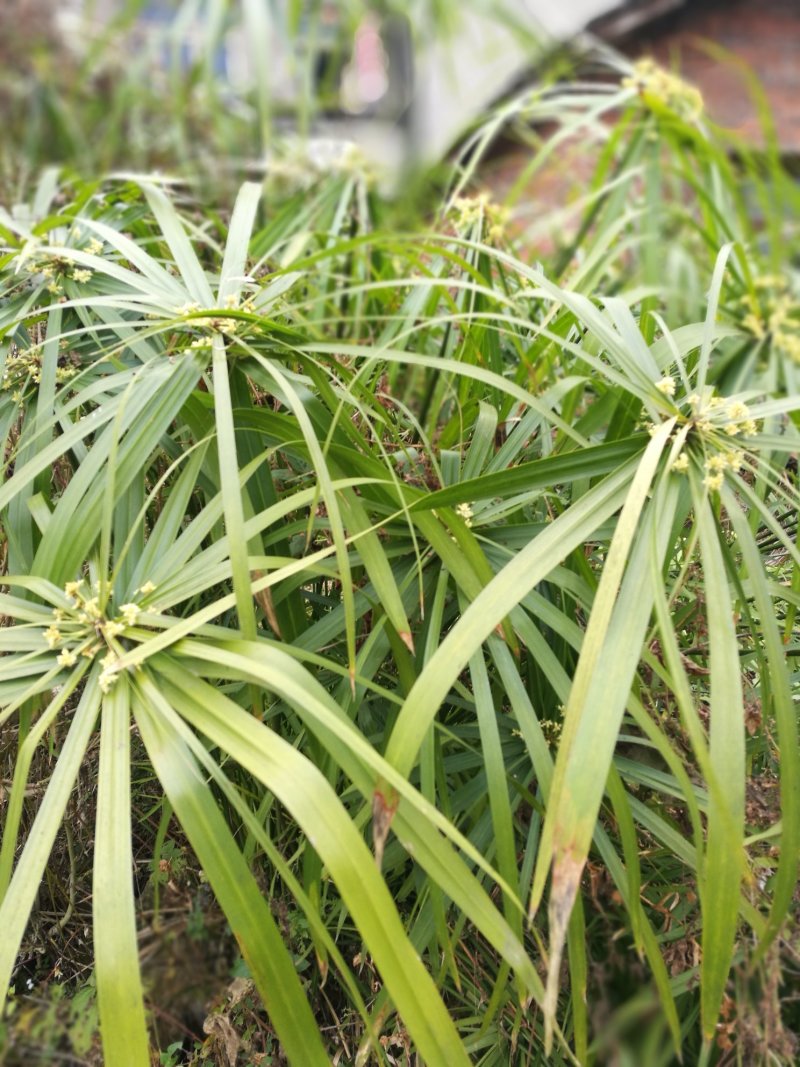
[1,56,798,1066]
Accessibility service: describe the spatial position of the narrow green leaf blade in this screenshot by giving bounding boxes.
[94,680,150,1066]
[133,680,330,1067]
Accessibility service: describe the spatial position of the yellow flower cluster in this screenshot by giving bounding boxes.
[666,390,755,489]
[2,342,79,401]
[46,579,157,692]
[451,193,510,243]
[70,228,104,257]
[265,140,378,191]
[23,253,95,293]
[739,276,800,363]
[539,718,563,744]
[16,229,104,294]
[2,345,43,394]
[175,296,260,339]
[671,445,744,489]
[655,375,677,397]
[622,58,703,122]
[702,449,745,492]
[687,393,759,438]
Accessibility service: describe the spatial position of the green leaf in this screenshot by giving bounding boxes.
[694,489,746,1039]
[385,458,640,777]
[133,677,331,1067]
[0,672,101,995]
[94,680,150,1066]
[144,666,473,1066]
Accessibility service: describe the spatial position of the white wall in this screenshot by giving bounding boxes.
[410,0,625,163]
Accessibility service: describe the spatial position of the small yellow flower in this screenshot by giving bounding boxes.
[656,376,676,397]
[704,471,724,492]
[99,648,120,691]
[104,619,125,639]
[706,454,728,472]
[85,238,104,256]
[455,502,474,527]
[137,580,157,596]
[70,268,93,284]
[99,670,117,694]
[742,313,766,338]
[727,450,745,470]
[57,648,77,667]
[671,453,689,473]
[119,603,140,626]
[82,597,101,620]
[44,625,62,648]
[727,401,750,422]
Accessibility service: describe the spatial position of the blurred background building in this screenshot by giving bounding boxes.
[24,0,800,176]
